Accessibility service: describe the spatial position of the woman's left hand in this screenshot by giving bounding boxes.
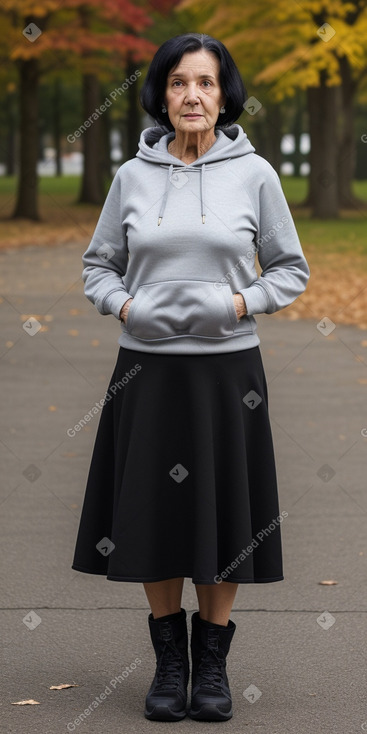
[233,293,247,321]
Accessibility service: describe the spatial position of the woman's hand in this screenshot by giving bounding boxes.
[120,294,247,324]
[120,298,134,323]
[233,293,247,321]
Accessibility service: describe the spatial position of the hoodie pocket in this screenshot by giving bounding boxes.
[125,279,243,341]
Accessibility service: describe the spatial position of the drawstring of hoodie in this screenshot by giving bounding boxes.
[158,163,206,226]
[200,163,206,224]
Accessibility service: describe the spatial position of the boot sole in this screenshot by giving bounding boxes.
[144,704,187,721]
[188,703,233,721]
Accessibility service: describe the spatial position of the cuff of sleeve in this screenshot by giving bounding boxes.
[103,291,134,320]
[238,282,273,316]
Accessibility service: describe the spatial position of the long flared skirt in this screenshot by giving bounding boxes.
[71,345,284,584]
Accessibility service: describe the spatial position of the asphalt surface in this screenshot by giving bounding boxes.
[1,241,367,734]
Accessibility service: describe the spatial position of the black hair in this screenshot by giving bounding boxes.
[139,32,248,131]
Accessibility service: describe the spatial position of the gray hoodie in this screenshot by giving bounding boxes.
[82,123,310,355]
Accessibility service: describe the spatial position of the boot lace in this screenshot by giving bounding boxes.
[155,639,185,691]
[196,647,225,691]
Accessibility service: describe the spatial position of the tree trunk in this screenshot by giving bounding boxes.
[53,78,62,177]
[263,103,282,175]
[101,93,112,179]
[292,92,304,178]
[12,58,40,220]
[78,74,105,204]
[337,55,365,209]
[248,103,281,174]
[124,57,142,162]
[248,113,267,161]
[306,72,339,218]
[5,91,16,176]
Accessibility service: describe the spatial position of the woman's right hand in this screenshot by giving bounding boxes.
[120,298,134,323]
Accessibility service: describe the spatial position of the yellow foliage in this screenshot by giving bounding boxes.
[1,0,59,15]
[177,0,367,100]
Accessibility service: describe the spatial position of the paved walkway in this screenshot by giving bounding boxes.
[1,242,367,734]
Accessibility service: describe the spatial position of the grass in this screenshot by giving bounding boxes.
[281,175,367,205]
[281,177,367,259]
[0,175,84,196]
[0,176,102,249]
[1,172,366,198]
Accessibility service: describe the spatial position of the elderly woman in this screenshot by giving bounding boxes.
[72,32,310,723]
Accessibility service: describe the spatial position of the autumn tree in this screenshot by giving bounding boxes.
[177,0,367,218]
[73,1,158,204]
[0,0,157,218]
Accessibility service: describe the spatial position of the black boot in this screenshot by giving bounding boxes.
[188,611,236,721]
[144,607,189,721]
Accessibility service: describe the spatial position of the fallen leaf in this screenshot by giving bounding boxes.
[11,699,40,705]
[20,314,44,321]
[319,580,338,585]
[49,683,79,690]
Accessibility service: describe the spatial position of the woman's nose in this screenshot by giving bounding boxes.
[185,85,200,103]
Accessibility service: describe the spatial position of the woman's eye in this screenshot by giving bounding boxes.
[171,80,212,87]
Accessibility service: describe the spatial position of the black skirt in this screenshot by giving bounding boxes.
[71,345,284,585]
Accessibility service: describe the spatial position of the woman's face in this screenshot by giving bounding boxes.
[163,49,226,135]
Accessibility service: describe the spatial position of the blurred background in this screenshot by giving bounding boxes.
[1,1,367,322]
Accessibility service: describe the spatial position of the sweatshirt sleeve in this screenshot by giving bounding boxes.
[238,165,310,316]
[81,168,133,320]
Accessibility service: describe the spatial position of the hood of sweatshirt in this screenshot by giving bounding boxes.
[135,124,255,226]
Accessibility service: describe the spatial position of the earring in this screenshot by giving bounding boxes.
[220,105,226,114]
[162,104,167,113]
